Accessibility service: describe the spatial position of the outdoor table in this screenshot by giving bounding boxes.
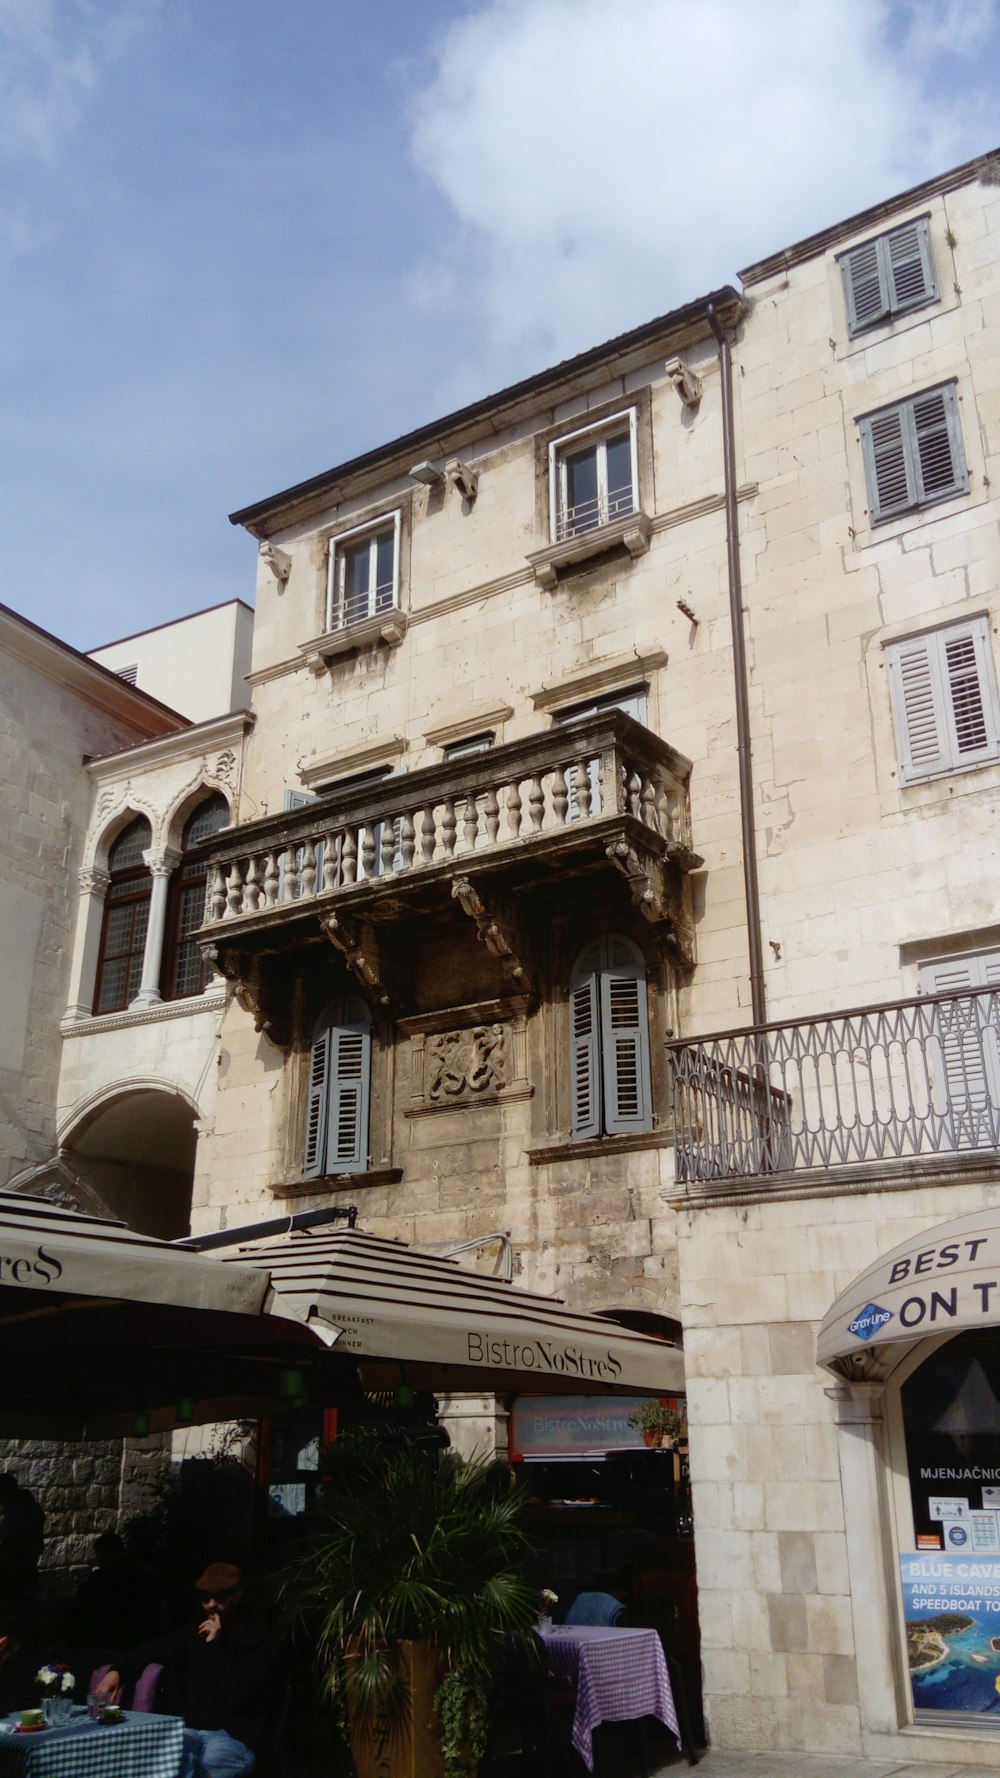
[0,1708,184,1778]
[537,1622,680,1772]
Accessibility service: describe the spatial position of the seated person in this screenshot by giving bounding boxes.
[0,1601,36,1716]
[98,1562,274,1777]
[564,1589,626,1626]
[69,1531,162,1649]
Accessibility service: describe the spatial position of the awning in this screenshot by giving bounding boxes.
[817,1205,1000,1382]
[230,1224,685,1399]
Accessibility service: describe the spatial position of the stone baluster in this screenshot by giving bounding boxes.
[341,831,357,884]
[463,791,479,851]
[484,788,499,846]
[284,846,299,902]
[263,853,280,907]
[506,782,522,838]
[420,808,436,865]
[640,777,657,830]
[300,839,317,899]
[627,770,642,818]
[208,865,227,923]
[528,776,544,832]
[442,798,457,857]
[574,759,592,820]
[132,845,183,1008]
[552,766,568,826]
[323,834,339,893]
[400,812,416,871]
[225,858,244,918]
[244,857,261,912]
[361,825,377,879]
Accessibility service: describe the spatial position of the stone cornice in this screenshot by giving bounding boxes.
[298,735,407,788]
[61,992,226,1038]
[0,607,185,739]
[531,649,668,711]
[668,1150,1000,1213]
[85,709,254,778]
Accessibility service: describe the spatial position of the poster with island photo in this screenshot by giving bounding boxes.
[901,1552,1000,1713]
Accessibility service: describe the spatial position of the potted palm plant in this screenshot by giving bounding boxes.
[627,1398,687,1449]
[282,1427,539,1778]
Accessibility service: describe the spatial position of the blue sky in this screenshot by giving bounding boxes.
[2,0,1000,651]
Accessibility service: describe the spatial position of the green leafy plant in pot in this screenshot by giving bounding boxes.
[627,1399,687,1448]
[281,1427,539,1778]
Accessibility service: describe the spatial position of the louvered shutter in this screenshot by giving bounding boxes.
[302,1028,331,1178]
[860,404,911,520]
[326,1020,371,1173]
[922,955,1000,1149]
[885,217,936,314]
[911,386,966,502]
[570,963,601,1139]
[599,937,653,1134]
[843,237,889,333]
[887,635,950,780]
[944,627,992,761]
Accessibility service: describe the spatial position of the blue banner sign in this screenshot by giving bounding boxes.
[900,1551,1000,1714]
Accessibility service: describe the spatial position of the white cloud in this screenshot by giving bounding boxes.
[0,0,155,165]
[409,0,1000,376]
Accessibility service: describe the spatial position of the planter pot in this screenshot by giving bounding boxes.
[642,1427,664,1448]
[349,1640,447,1778]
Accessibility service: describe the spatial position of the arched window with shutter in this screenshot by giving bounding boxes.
[162,793,230,1000]
[303,994,372,1178]
[569,935,653,1138]
[93,816,153,1014]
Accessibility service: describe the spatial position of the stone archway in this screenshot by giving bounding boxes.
[59,1085,199,1240]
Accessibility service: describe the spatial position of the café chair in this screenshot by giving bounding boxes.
[87,1660,163,1712]
[564,1591,625,1627]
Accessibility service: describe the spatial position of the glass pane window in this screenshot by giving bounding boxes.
[556,425,635,541]
[163,793,230,1001]
[329,519,398,629]
[93,817,152,1014]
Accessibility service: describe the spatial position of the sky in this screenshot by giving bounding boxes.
[2,0,1000,652]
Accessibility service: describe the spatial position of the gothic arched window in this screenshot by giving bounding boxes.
[163,793,230,1000]
[93,817,152,1014]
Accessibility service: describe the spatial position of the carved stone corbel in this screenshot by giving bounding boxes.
[201,944,291,1046]
[320,911,390,1005]
[605,837,666,922]
[451,877,532,991]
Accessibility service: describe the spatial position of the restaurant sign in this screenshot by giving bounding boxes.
[510,1394,677,1459]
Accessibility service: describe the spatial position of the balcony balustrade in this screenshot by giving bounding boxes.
[198,712,698,956]
[668,985,1000,1188]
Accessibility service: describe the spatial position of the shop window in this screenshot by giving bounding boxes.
[327,513,400,631]
[920,951,1000,1145]
[570,935,653,1139]
[162,793,230,1000]
[93,817,153,1014]
[886,617,1000,783]
[303,994,372,1178]
[899,1331,1000,1717]
[550,412,638,542]
[839,215,937,335]
[858,382,967,523]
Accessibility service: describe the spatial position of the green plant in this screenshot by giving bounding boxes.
[627,1399,687,1441]
[281,1428,538,1778]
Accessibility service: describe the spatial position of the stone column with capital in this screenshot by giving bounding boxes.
[64,866,111,1020]
[130,847,182,1010]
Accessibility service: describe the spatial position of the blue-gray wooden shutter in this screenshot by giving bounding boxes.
[910,385,967,503]
[860,385,966,522]
[599,935,653,1135]
[842,236,889,333]
[885,217,936,314]
[859,403,910,520]
[570,941,602,1139]
[302,1027,331,1178]
[325,995,371,1174]
[888,619,1000,783]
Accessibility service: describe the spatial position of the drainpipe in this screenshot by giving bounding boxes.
[707,301,766,1027]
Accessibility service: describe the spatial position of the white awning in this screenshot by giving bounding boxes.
[237,1224,685,1398]
[817,1205,1000,1381]
[0,1191,269,1318]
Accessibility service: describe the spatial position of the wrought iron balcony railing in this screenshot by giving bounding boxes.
[198,711,696,940]
[668,985,1000,1187]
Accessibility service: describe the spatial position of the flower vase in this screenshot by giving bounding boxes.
[43,1697,73,1728]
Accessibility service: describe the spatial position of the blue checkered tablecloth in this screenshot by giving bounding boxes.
[0,1710,184,1777]
[538,1624,680,1771]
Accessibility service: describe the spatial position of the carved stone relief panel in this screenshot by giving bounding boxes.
[401,997,532,1116]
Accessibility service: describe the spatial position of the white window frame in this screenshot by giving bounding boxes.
[919,951,1000,1150]
[885,616,1000,784]
[858,382,968,524]
[326,510,401,632]
[549,409,639,544]
[838,214,937,336]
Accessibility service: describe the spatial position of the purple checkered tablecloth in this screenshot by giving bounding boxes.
[537,1624,680,1771]
[0,1709,184,1778]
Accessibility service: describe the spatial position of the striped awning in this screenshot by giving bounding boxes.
[238,1224,685,1398]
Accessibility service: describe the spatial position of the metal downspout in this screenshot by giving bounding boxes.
[707,301,766,1026]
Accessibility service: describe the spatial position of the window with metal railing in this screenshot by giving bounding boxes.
[327,511,400,631]
[551,411,638,542]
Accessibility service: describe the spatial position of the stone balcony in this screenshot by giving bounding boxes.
[197,712,700,1038]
